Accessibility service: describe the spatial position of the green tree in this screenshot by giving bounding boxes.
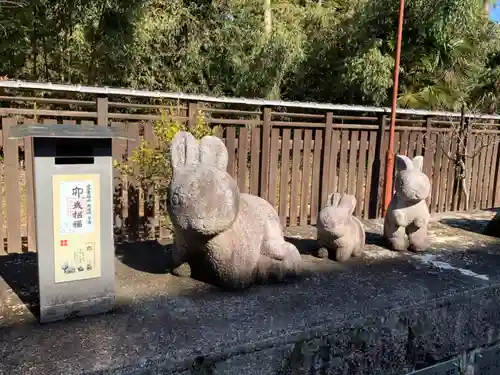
[115,109,219,232]
[1,0,500,113]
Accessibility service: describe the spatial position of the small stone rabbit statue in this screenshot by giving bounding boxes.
[166,131,302,290]
[383,155,431,252]
[316,193,365,262]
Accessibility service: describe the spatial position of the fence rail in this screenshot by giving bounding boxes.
[0,81,499,254]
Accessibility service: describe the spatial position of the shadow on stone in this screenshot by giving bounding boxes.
[0,252,40,318]
[483,211,500,238]
[439,218,491,235]
[115,238,325,292]
[285,236,319,256]
[366,231,385,247]
[115,240,173,274]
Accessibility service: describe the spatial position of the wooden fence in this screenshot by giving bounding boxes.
[0,89,500,254]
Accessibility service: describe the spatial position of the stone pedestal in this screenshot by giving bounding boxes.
[8,124,132,323]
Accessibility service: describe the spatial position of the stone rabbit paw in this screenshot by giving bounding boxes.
[393,210,407,227]
[171,263,191,277]
[413,217,426,228]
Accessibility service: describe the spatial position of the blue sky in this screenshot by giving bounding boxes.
[491,5,500,22]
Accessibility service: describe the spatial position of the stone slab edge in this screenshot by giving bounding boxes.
[68,283,500,375]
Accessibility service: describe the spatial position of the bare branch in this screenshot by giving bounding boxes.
[0,0,26,8]
[465,134,494,159]
[436,135,456,161]
[421,130,457,161]
[0,0,25,4]
[423,102,494,212]
[440,143,456,161]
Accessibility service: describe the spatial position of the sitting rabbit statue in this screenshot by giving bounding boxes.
[316,193,365,262]
[383,155,431,252]
[166,131,303,290]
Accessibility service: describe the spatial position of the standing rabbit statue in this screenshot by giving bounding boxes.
[166,131,303,290]
[316,193,365,262]
[384,155,431,252]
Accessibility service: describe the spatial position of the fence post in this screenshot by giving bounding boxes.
[320,112,333,209]
[369,114,386,218]
[0,123,4,254]
[3,117,21,253]
[25,134,36,252]
[424,117,433,178]
[188,101,199,129]
[494,149,500,207]
[260,107,272,200]
[96,96,109,126]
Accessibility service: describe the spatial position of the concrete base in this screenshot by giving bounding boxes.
[2,211,500,375]
[39,295,115,323]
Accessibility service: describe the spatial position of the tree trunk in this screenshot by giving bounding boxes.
[452,104,471,211]
[42,33,49,80]
[87,4,107,85]
[67,0,73,83]
[483,0,498,14]
[461,173,470,211]
[264,0,272,35]
[31,5,38,80]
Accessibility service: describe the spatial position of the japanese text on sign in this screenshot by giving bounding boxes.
[59,180,95,235]
[53,174,101,283]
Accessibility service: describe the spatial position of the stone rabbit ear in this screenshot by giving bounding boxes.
[327,192,342,208]
[412,156,424,172]
[338,194,356,216]
[199,135,228,171]
[170,131,199,170]
[395,155,413,171]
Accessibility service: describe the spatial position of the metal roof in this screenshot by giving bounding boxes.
[8,123,133,140]
[1,79,499,120]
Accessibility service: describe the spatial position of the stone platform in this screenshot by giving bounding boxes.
[1,211,500,374]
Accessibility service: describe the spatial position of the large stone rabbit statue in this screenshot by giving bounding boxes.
[166,131,302,290]
[316,193,365,262]
[384,155,431,252]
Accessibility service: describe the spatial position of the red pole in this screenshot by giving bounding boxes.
[382,0,405,217]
